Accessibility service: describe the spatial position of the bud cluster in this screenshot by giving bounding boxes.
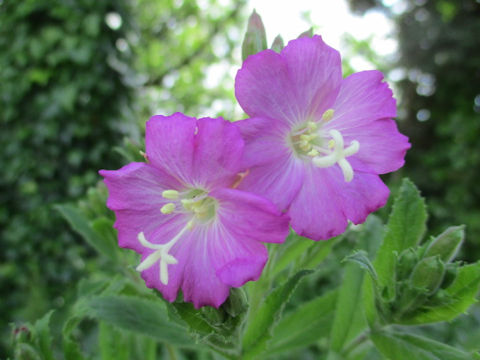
[377,225,465,323]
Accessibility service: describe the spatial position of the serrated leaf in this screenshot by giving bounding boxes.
[241,10,267,60]
[374,178,427,300]
[242,270,313,359]
[86,295,193,347]
[329,262,366,354]
[371,330,479,360]
[55,204,117,261]
[400,262,480,324]
[344,250,378,285]
[32,310,55,360]
[267,290,337,355]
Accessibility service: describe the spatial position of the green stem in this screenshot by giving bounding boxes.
[342,331,369,356]
[165,344,177,360]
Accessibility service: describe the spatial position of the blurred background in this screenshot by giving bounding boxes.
[1,0,479,357]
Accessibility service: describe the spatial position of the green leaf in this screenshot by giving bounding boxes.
[32,310,55,360]
[242,270,313,359]
[401,262,480,324]
[87,295,193,347]
[271,35,284,52]
[241,10,267,61]
[374,178,427,300]
[55,204,117,261]
[344,250,378,285]
[329,262,366,354]
[99,322,132,360]
[271,233,314,276]
[371,330,479,360]
[267,290,337,355]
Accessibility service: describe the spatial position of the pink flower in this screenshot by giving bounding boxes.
[235,35,410,240]
[100,113,289,308]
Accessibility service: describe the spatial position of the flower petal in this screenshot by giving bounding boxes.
[145,113,196,184]
[336,171,390,225]
[280,35,342,119]
[289,165,348,240]
[235,116,292,168]
[343,119,411,174]
[328,70,397,130]
[212,188,290,244]
[192,117,244,188]
[141,228,231,308]
[235,49,301,125]
[237,151,305,211]
[100,163,186,252]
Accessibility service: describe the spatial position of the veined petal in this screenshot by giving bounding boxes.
[235,116,292,168]
[235,49,301,125]
[211,188,290,244]
[289,165,348,240]
[327,70,397,130]
[145,113,196,184]
[342,119,411,174]
[237,151,305,211]
[281,35,342,119]
[192,117,244,188]
[100,163,187,252]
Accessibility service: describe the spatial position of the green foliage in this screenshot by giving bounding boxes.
[371,330,479,360]
[242,270,313,359]
[0,0,133,353]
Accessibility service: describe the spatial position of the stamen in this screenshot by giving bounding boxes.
[322,109,335,122]
[162,190,179,199]
[161,203,176,214]
[139,150,149,162]
[312,129,360,182]
[307,121,318,130]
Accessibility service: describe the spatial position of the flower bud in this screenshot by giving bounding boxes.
[396,248,418,281]
[271,35,284,53]
[410,256,445,295]
[241,10,267,61]
[424,225,464,263]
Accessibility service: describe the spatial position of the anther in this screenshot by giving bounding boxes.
[307,121,318,130]
[160,203,176,214]
[162,190,179,199]
[322,109,335,122]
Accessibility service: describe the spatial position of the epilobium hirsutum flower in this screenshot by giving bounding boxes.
[235,35,410,240]
[100,113,289,308]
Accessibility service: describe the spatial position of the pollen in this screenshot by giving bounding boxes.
[162,189,179,199]
[160,202,176,214]
[322,109,335,122]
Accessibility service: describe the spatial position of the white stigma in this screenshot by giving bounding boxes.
[136,222,192,285]
[312,129,359,182]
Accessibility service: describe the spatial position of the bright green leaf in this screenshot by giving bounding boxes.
[267,290,337,355]
[242,270,313,359]
[375,178,427,300]
[87,295,193,347]
[56,204,117,261]
[371,330,479,360]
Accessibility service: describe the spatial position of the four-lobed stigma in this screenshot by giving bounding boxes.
[290,109,360,182]
[136,188,217,285]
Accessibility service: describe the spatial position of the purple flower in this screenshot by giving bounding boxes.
[234,35,410,241]
[100,113,289,308]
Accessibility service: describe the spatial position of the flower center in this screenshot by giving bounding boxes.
[136,188,218,285]
[289,109,360,182]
